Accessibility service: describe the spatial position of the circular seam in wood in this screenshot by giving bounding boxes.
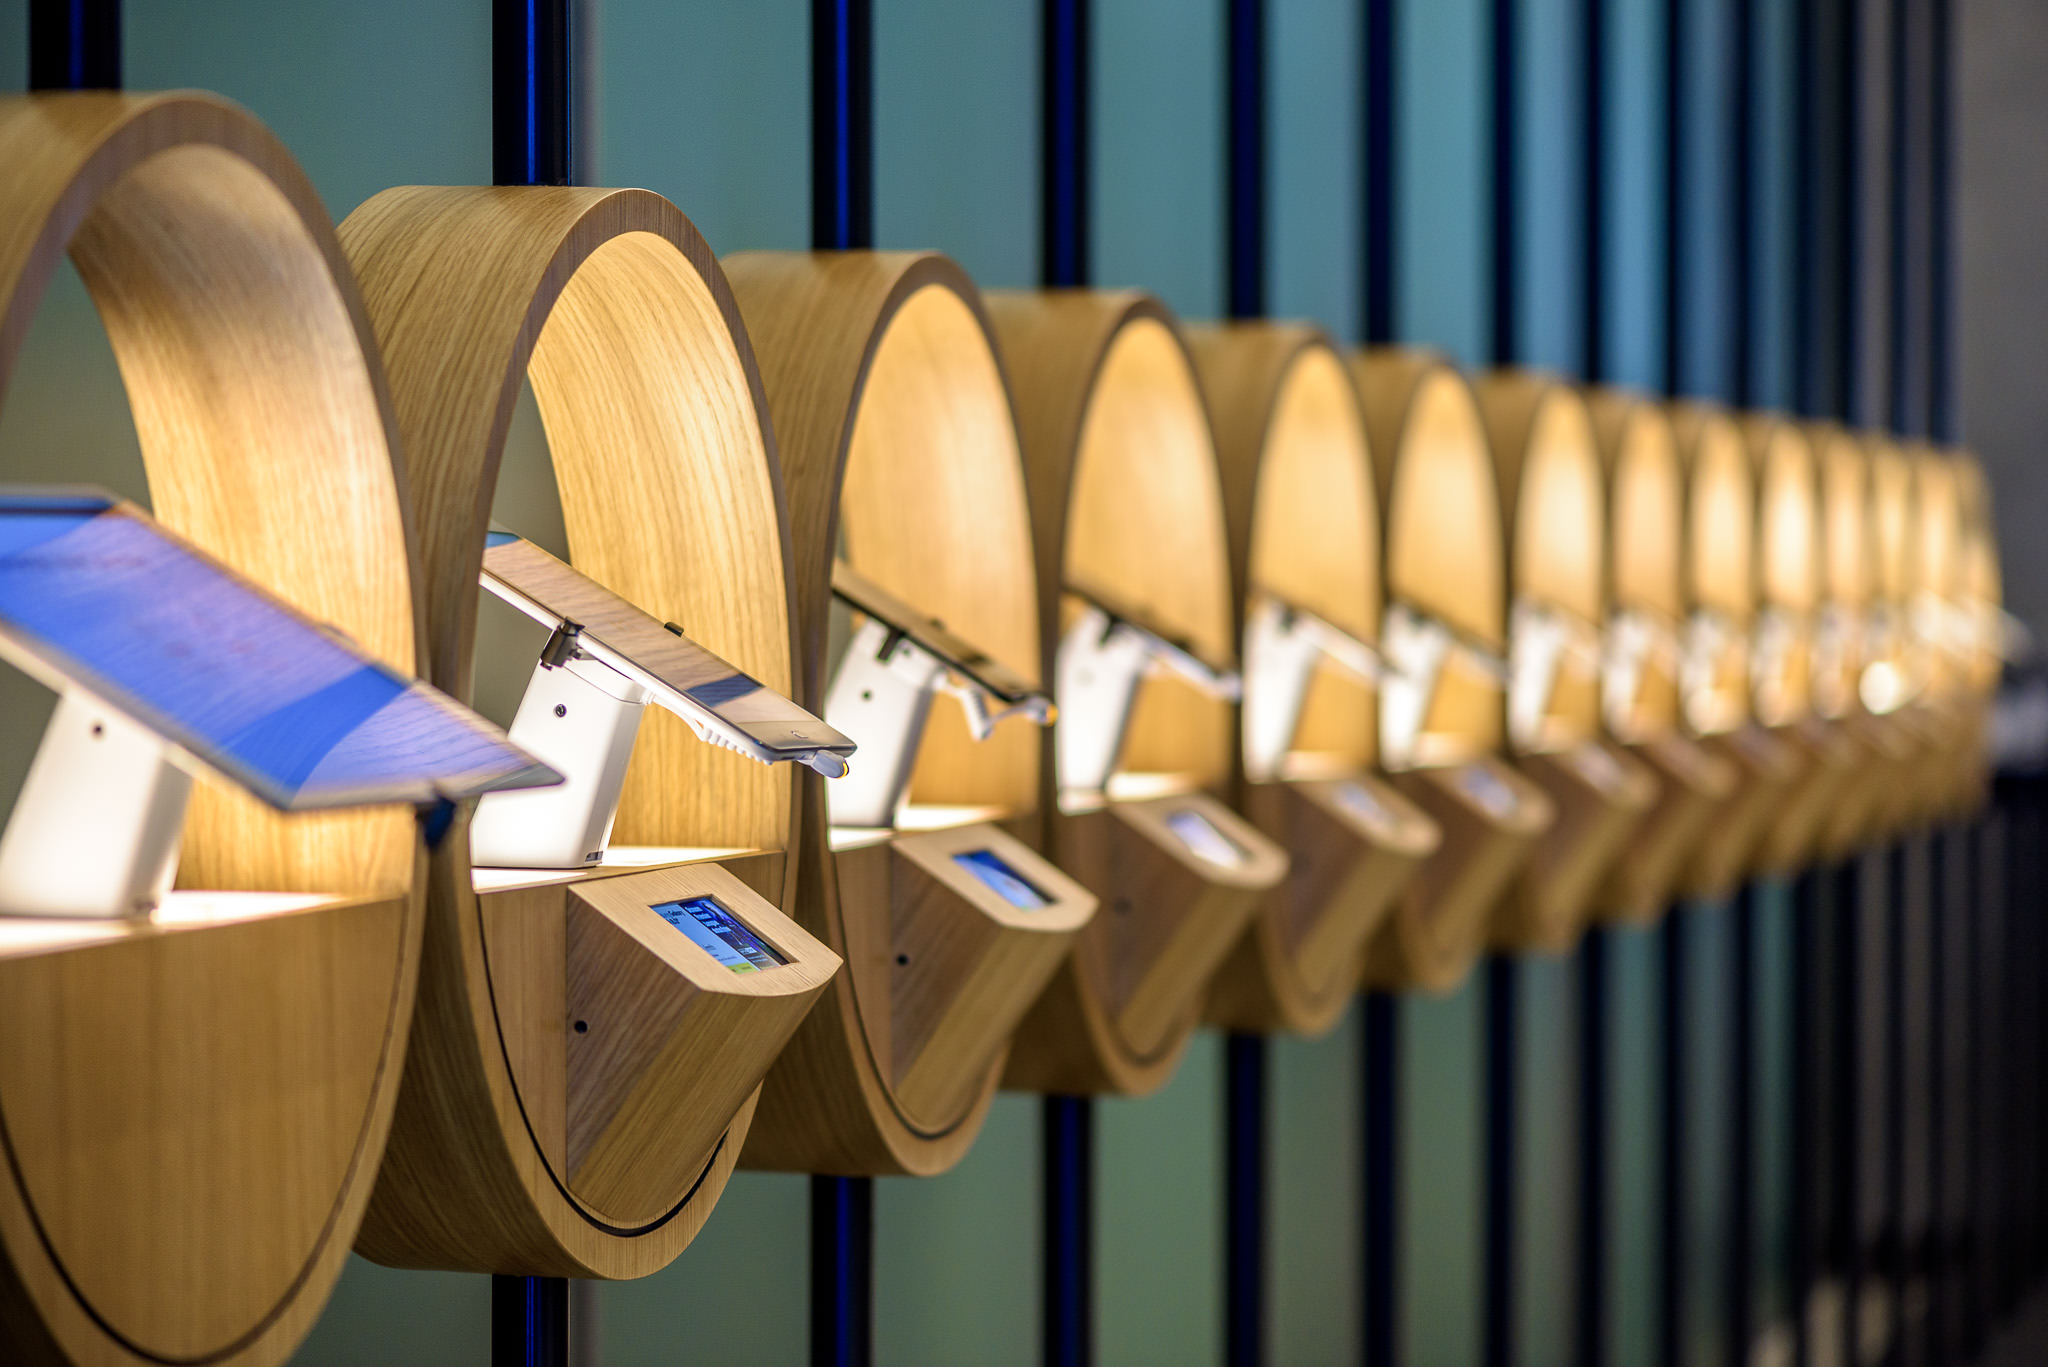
[0,92,425,1367]
[724,251,1048,1170]
[338,185,796,1272]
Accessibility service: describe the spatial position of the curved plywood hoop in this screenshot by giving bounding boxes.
[722,252,1075,1169]
[1945,453,2001,817]
[987,289,1257,1095]
[1189,323,1437,1036]
[1473,373,1654,953]
[1667,403,1802,897]
[339,186,819,1275]
[1855,437,1926,840]
[1351,350,1553,993]
[1586,390,1736,924]
[1904,446,1970,826]
[0,93,425,1367]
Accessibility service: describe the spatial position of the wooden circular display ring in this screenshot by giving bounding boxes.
[0,93,424,1367]
[1350,350,1554,993]
[1471,372,1656,954]
[988,289,1264,1096]
[1946,454,2000,818]
[1586,390,1738,924]
[1861,436,1922,842]
[338,186,823,1274]
[1901,444,1965,828]
[722,252,1078,1171]
[1666,403,1803,897]
[1190,324,1437,1036]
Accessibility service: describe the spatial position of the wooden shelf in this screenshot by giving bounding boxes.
[1184,323,1438,1035]
[1665,403,1802,899]
[987,290,1282,1094]
[1587,390,1737,924]
[1350,351,1555,992]
[338,185,829,1276]
[0,93,426,1367]
[1473,372,1654,955]
[720,252,1088,1170]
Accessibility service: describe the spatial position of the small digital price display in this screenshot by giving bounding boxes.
[1332,779,1392,830]
[1457,762,1519,819]
[952,848,1053,909]
[652,896,786,973]
[1165,807,1248,868]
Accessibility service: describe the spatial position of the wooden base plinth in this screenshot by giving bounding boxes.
[1005,793,1286,1095]
[1491,741,1657,955]
[1206,774,1440,1035]
[1361,758,1555,994]
[1753,719,1865,876]
[1681,727,1806,900]
[1596,733,1739,923]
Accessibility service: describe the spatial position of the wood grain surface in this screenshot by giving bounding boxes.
[0,93,425,1367]
[340,184,805,1273]
[724,252,1075,1172]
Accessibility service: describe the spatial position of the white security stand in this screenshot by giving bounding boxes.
[1055,597,1242,799]
[1602,607,1682,733]
[470,624,650,868]
[825,612,1054,829]
[0,689,193,918]
[1749,605,1805,724]
[1378,601,1512,768]
[1682,608,1743,733]
[1241,595,1381,783]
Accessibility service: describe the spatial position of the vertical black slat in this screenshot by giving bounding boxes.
[1882,0,1913,440]
[1924,829,1947,1367]
[1883,839,1909,1366]
[1482,956,1518,1367]
[1224,1033,1268,1367]
[1926,0,1953,443]
[1959,818,1985,1359]
[811,0,873,252]
[1579,0,1606,385]
[492,1276,569,1367]
[1575,929,1609,1367]
[1040,0,1090,290]
[1659,0,1683,398]
[1836,0,1865,427]
[1043,1096,1094,1367]
[489,6,572,1359]
[810,3,874,1356]
[26,0,118,90]
[1728,881,1757,1367]
[1222,4,1267,1361]
[1361,993,1399,1367]
[1040,5,1092,1362]
[1788,867,1826,1367]
[1791,0,1820,420]
[811,1173,873,1367]
[493,0,571,187]
[1360,0,1396,345]
[1657,908,1687,1367]
[1480,1,1519,1363]
[1832,856,1863,1360]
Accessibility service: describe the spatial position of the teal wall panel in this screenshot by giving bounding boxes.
[1514,956,1580,1367]
[1397,0,1489,364]
[1092,0,1223,320]
[1679,900,1735,1367]
[1606,923,1665,1367]
[1269,0,1360,340]
[1604,0,1670,391]
[1400,982,1483,1367]
[1272,1008,1364,1367]
[1517,0,1587,373]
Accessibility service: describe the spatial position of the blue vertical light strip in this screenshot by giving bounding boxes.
[26,0,119,90]
[1039,3,1092,1362]
[1223,3,1268,1362]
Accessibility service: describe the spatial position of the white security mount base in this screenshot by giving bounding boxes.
[1602,608,1681,733]
[1507,599,1602,751]
[1055,602,1243,799]
[1379,602,1510,769]
[0,688,193,918]
[471,637,648,869]
[1242,596,1381,783]
[824,617,1051,829]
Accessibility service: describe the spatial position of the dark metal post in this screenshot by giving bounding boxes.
[811,5,875,1360]
[1040,6,1094,1365]
[26,0,118,90]
[492,1275,569,1367]
[1576,930,1609,1367]
[1222,4,1269,1363]
[489,8,574,1355]
[1658,907,1687,1367]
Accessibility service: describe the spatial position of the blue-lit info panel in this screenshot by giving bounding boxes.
[0,491,557,810]
[652,896,786,972]
[953,848,1053,909]
[1165,807,1248,868]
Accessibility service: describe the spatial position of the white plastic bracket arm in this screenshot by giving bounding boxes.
[1056,593,1243,798]
[1379,601,1509,769]
[1602,606,1683,734]
[469,621,651,869]
[0,687,195,917]
[1508,599,1604,751]
[1681,607,1742,734]
[1242,593,1382,783]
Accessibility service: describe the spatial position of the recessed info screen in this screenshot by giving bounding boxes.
[952,848,1053,909]
[1165,807,1248,868]
[653,896,786,972]
[0,494,554,810]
